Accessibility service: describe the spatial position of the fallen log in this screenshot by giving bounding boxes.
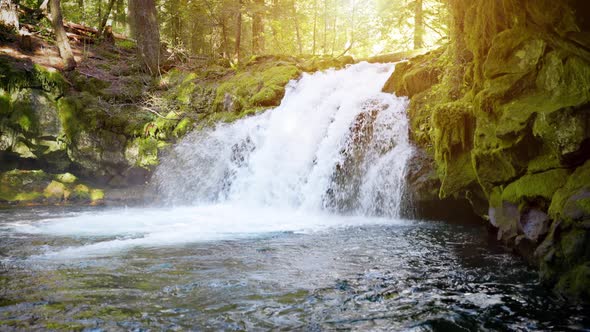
[66,32,94,44]
[64,21,134,42]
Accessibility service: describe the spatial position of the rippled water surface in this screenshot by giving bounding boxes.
[0,206,588,331]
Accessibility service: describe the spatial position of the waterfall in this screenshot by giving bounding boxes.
[154,62,412,218]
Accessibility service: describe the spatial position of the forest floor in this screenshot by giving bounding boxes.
[0,28,149,98]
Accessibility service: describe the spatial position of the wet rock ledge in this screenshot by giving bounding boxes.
[386,0,590,301]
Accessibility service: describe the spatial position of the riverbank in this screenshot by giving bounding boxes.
[0,31,354,207]
[385,1,590,301]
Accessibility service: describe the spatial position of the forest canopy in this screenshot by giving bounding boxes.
[15,0,448,60]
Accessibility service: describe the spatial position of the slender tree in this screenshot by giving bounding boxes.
[129,0,160,75]
[98,0,116,36]
[252,0,265,54]
[322,0,327,53]
[312,0,317,54]
[291,0,302,54]
[413,0,424,49]
[48,0,76,71]
[235,0,242,59]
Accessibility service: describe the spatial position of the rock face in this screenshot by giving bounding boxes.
[0,53,354,206]
[386,1,590,300]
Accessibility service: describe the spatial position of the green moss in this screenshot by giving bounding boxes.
[577,198,590,215]
[501,169,569,204]
[560,229,587,262]
[0,170,51,202]
[533,108,589,157]
[439,151,477,198]
[43,180,66,200]
[70,72,111,95]
[74,306,137,321]
[549,160,590,220]
[472,149,516,191]
[71,184,90,200]
[555,263,590,300]
[0,56,66,95]
[172,117,194,138]
[55,173,77,184]
[57,96,84,141]
[250,86,282,106]
[90,189,104,201]
[0,92,9,113]
[432,101,474,163]
[44,321,84,331]
[483,29,545,80]
[383,48,444,97]
[213,64,300,114]
[125,137,160,168]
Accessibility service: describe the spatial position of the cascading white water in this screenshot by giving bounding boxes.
[154,62,412,217]
[3,62,414,259]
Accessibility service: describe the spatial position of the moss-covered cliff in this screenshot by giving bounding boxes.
[385,0,590,300]
[0,40,354,206]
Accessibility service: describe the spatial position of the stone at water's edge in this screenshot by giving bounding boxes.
[386,0,590,300]
[0,170,104,205]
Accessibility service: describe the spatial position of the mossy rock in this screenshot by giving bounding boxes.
[125,137,160,168]
[438,151,477,198]
[501,168,569,204]
[382,48,444,97]
[550,160,590,223]
[43,180,67,202]
[555,263,590,301]
[483,28,545,80]
[0,56,66,94]
[432,101,474,165]
[0,169,105,205]
[55,172,77,183]
[213,64,300,113]
[0,169,51,202]
[472,149,517,191]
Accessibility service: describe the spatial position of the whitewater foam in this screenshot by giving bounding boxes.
[7,62,413,259]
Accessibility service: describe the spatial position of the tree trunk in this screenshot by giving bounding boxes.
[98,0,102,26]
[322,0,327,54]
[331,2,337,55]
[235,0,242,60]
[49,0,76,71]
[413,0,424,49]
[129,0,160,76]
[292,0,302,54]
[221,15,228,58]
[251,0,264,54]
[0,0,19,30]
[312,0,317,55]
[98,0,116,36]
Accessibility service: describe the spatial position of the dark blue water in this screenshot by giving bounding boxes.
[0,207,588,331]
